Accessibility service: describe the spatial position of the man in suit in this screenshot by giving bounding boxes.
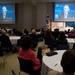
[0,6,12,21]
[58,5,74,21]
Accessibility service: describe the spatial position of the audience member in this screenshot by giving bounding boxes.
[57,32,68,45]
[56,32,69,49]
[1,28,9,36]
[41,28,45,38]
[48,49,75,75]
[17,29,23,36]
[44,30,56,50]
[19,35,41,73]
[53,28,60,40]
[71,25,75,33]
[24,28,27,33]
[65,29,70,34]
[68,26,75,38]
[24,28,29,35]
[30,28,38,49]
[0,29,12,52]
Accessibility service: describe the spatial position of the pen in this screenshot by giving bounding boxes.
[55,63,58,66]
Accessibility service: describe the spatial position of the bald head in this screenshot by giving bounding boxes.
[64,5,70,13]
[2,6,7,14]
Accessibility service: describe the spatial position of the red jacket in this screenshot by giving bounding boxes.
[19,48,41,70]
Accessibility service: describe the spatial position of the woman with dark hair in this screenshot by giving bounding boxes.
[48,50,75,75]
[56,32,69,49]
[19,35,41,73]
[57,32,68,44]
[59,32,66,39]
[44,30,56,50]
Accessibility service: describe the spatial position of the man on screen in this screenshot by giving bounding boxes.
[0,6,12,21]
[58,5,74,21]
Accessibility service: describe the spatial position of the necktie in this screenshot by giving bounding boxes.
[64,13,67,18]
[3,13,6,18]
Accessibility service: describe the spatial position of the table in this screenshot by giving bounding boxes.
[41,50,66,75]
[67,38,75,43]
[9,36,21,44]
[67,38,75,49]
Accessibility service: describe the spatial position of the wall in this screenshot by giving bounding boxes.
[47,2,54,21]
[32,6,37,29]
[0,3,24,30]
[0,2,54,31]
[17,3,24,31]
[23,2,54,30]
[23,3,33,31]
[37,3,47,29]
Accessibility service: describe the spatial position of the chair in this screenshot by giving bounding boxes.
[73,43,75,49]
[37,47,42,65]
[0,35,12,53]
[18,57,40,75]
[0,45,6,69]
[57,44,69,50]
[12,39,21,53]
[17,39,21,47]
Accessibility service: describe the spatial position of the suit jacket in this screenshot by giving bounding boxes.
[58,13,74,21]
[0,34,12,48]
[0,13,12,21]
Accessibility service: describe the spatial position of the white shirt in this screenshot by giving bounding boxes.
[64,13,68,18]
[3,13,6,18]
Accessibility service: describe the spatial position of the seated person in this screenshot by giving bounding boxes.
[48,49,75,75]
[53,29,60,40]
[0,29,12,52]
[68,25,75,38]
[68,32,75,38]
[30,28,38,49]
[44,30,56,50]
[57,32,68,45]
[71,25,75,33]
[19,35,41,73]
[56,32,69,49]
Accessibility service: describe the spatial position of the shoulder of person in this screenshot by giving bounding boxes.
[48,70,59,75]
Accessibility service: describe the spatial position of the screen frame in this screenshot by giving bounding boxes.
[54,2,75,22]
[0,3,16,24]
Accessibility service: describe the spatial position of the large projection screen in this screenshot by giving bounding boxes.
[54,3,75,22]
[0,4,15,24]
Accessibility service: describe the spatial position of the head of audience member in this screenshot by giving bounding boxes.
[26,30,29,35]
[24,28,27,33]
[58,32,66,40]
[54,28,59,32]
[1,28,7,35]
[68,29,70,32]
[61,50,75,74]
[21,35,33,50]
[31,28,36,34]
[64,5,70,14]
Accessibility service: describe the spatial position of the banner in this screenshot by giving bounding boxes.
[46,14,50,29]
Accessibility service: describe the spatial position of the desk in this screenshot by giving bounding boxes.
[41,50,66,75]
[9,36,21,44]
[67,38,75,49]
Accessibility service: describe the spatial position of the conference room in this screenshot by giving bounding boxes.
[1,0,75,75]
